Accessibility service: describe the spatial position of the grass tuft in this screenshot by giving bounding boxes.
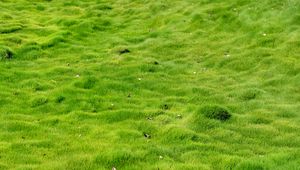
[198,105,231,121]
[31,97,48,107]
[0,46,14,60]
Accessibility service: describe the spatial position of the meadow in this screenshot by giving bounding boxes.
[0,0,300,169]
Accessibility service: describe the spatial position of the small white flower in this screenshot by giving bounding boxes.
[138,78,142,81]
[176,114,182,119]
[263,33,267,36]
[76,74,80,78]
[159,155,163,159]
[193,72,196,74]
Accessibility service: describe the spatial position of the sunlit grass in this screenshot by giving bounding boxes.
[0,0,299,169]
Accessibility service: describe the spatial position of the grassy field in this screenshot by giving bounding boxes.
[0,0,300,169]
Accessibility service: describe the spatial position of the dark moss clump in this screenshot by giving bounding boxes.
[119,48,130,54]
[161,104,170,110]
[0,47,13,60]
[199,105,231,121]
[55,95,65,103]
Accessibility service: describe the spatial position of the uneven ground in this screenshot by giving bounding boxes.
[0,0,300,169]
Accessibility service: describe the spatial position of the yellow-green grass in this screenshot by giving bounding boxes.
[0,0,299,169]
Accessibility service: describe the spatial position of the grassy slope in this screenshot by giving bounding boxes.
[0,0,300,169]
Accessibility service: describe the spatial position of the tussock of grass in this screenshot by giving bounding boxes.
[198,105,231,121]
[0,46,14,60]
[31,97,48,107]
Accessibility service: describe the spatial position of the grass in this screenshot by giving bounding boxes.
[197,105,231,121]
[0,0,299,169]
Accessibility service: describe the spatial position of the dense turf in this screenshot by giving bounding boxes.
[0,0,300,169]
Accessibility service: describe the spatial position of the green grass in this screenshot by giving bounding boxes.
[0,0,299,169]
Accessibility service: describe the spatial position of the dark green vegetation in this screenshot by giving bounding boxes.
[0,0,300,169]
[198,105,231,121]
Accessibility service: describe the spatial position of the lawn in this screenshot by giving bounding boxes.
[0,0,299,169]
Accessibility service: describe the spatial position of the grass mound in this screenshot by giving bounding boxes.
[199,105,231,121]
[0,46,13,60]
